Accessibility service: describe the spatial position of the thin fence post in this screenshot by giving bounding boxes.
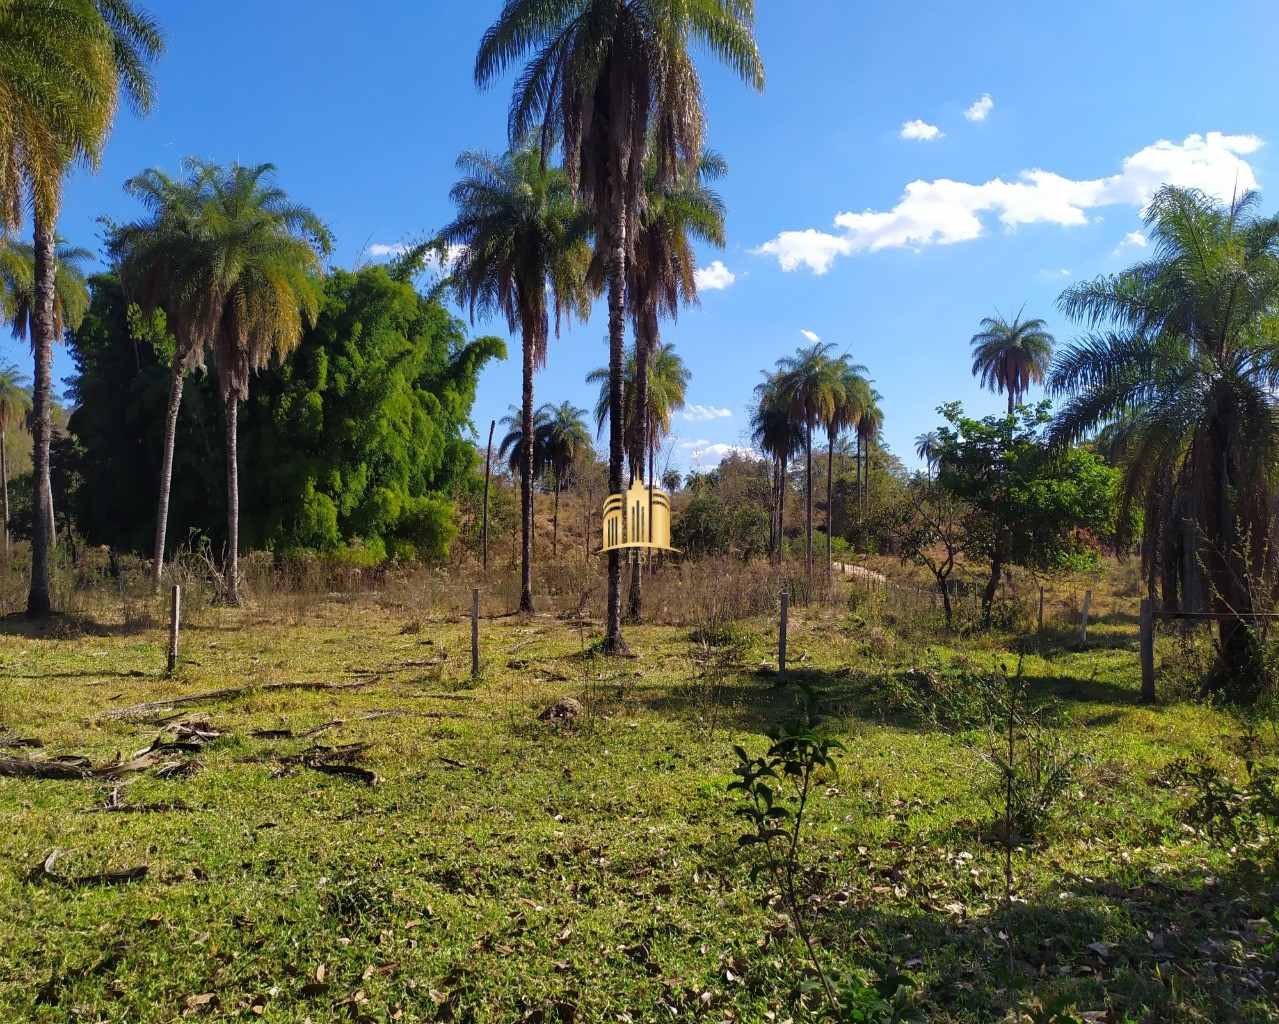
[471,588,480,680]
[1080,589,1092,643]
[166,584,181,673]
[1139,598,1156,704]
[778,591,788,686]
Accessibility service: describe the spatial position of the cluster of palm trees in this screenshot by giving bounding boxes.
[108,160,330,602]
[0,0,163,616]
[751,342,881,578]
[445,0,763,649]
[497,400,593,559]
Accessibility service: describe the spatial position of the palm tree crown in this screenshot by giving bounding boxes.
[970,308,1055,415]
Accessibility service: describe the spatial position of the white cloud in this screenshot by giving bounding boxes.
[800,329,820,342]
[1115,230,1148,253]
[368,241,463,270]
[694,260,736,291]
[964,93,994,122]
[682,405,732,422]
[1036,268,1071,280]
[685,442,759,470]
[370,242,408,257]
[900,119,944,142]
[754,132,1263,274]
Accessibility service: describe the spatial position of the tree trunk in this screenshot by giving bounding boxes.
[482,419,494,571]
[553,477,560,558]
[2,422,9,559]
[26,216,56,618]
[603,210,628,654]
[519,327,535,613]
[981,535,1005,628]
[152,358,186,591]
[224,393,240,605]
[825,434,835,580]
[777,455,786,565]
[627,333,651,622]
[1007,388,1015,417]
[804,421,813,578]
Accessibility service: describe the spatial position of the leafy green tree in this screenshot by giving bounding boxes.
[477,0,764,652]
[441,145,592,613]
[0,0,162,617]
[68,266,503,564]
[539,401,592,558]
[1050,185,1279,691]
[969,308,1055,416]
[935,402,1121,626]
[0,363,31,554]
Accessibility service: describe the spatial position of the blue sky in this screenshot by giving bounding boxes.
[22,0,1279,473]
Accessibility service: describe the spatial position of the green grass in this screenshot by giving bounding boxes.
[0,584,1275,1023]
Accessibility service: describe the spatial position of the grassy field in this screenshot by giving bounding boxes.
[0,564,1275,1023]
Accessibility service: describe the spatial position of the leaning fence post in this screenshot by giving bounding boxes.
[1139,598,1156,704]
[778,591,789,686]
[166,584,181,673]
[1080,589,1092,643]
[471,588,480,680]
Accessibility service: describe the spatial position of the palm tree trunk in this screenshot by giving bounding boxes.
[777,455,786,565]
[1007,389,1015,417]
[26,216,56,618]
[627,338,650,622]
[553,476,560,558]
[826,433,834,580]
[604,212,628,654]
[152,358,186,591]
[519,328,535,613]
[805,422,814,578]
[2,423,10,560]
[224,393,240,605]
[482,419,494,571]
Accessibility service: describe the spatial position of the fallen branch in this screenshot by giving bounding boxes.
[95,680,372,722]
[0,756,94,780]
[439,757,489,775]
[250,709,472,740]
[33,849,148,887]
[0,734,41,749]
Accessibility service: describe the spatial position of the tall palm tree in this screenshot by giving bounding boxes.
[2,237,91,546]
[498,402,551,478]
[187,162,329,603]
[822,356,869,576]
[477,0,764,652]
[1050,185,1279,689]
[587,343,691,482]
[0,363,31,556]
[856,391,884,519]
[970,308,1055,415]
[915,430,941,481]
[752,371,803,564]
[540,401,592,558]
[0,0,163,617]
[775,342,842,577]
[441,145,592,613]
[109,161,215,589]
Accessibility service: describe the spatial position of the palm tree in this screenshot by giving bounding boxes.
[822,357,869,577]
[1,0,163,617]
[477,0,764,652]
[856,392,884,519]
[109,162,216,589]
[185,162,329,603]
[752,371,803,564]
[1050,185,1279,691]
[775,342,842,577]
[915,430,941,481]
[540,401,593,558]
[441,145,592,613]
[2,237,91,546]
[0,364,31,556]
[661,468,681,493]
[970,308,1055,415]
[587,343,691,482]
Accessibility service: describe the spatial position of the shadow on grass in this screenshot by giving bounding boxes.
[0,611,155,640]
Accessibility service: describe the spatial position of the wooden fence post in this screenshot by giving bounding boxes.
[1080,589,1092,643]
[1139,598,1156,704]
[471,588,480,680]
[166,584,181,673]
[778,591,788,686]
